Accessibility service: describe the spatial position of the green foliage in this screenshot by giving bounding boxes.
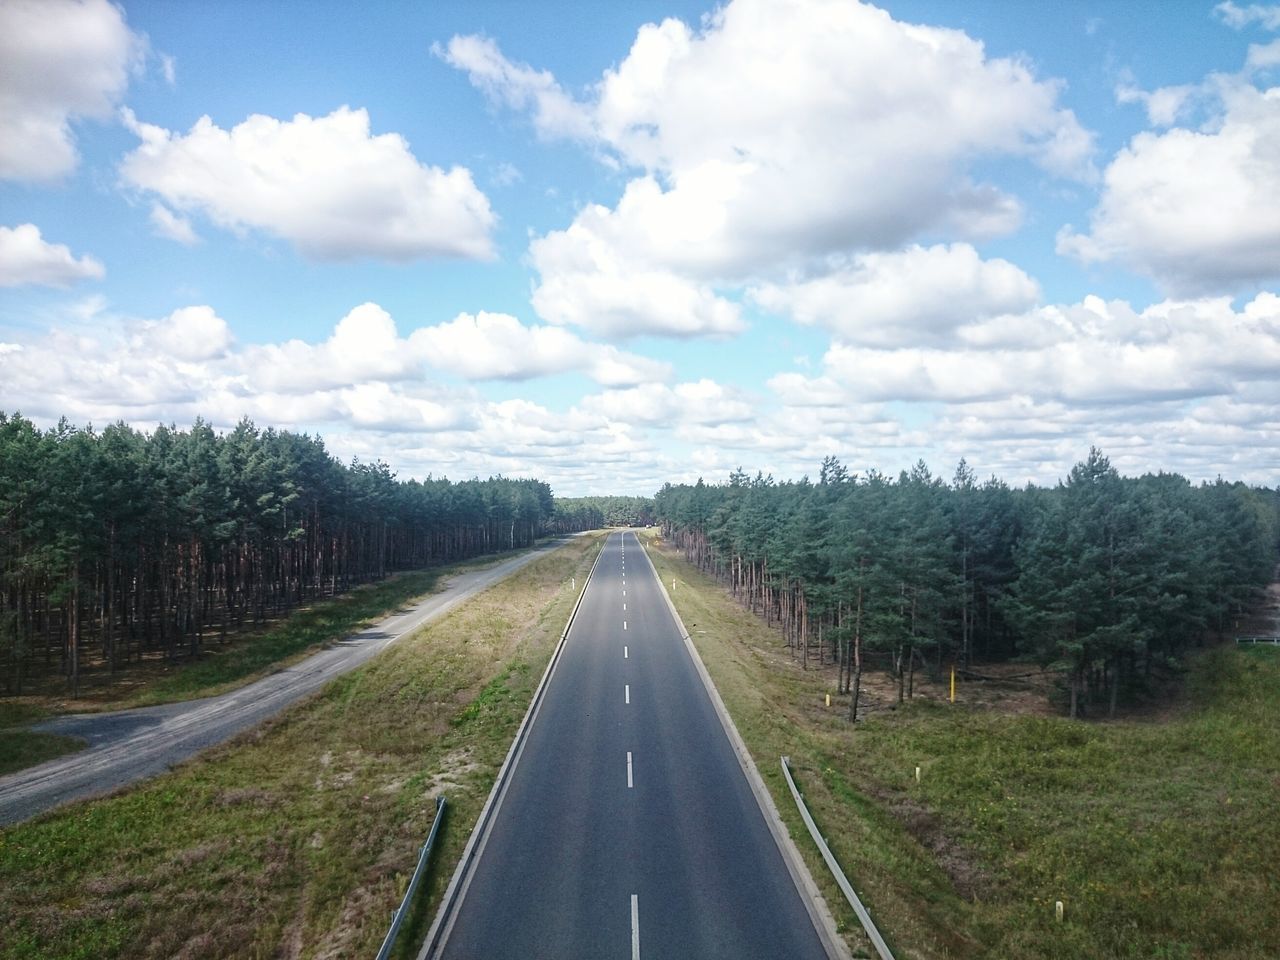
[0,534,602,960]
[551,494,655,530]
[655,450,1280,716]
[0,412,561,696]
[0,730,84,777]
[838,646,1280,958]
[648,533,1280,960]
[126,568,446,707]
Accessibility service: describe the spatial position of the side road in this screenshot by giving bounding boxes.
[0,539,574,825]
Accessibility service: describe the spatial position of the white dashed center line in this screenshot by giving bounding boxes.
[631,894,640,960]
[626,752,634,788]
[625,684,630,704]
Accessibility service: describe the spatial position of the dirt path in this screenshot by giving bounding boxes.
[0,540,573,826]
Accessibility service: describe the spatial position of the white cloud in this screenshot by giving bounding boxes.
[409,310,671,385]
[0,0,142,181]
[748,292,1280,487]
[434,36,593,141]
[119,106,495,262]
[1059,83,1280,294]
[530,196,743,338]
[1215,2,1280,30]
[579,380,755,427]
[239,303,423,395]
[452,0,1093,271]
[1115,82,1196,126]
[794,293,1280,406]
[160,53,176,87]
[751,243,1040,347]
[1247,38,1280,69]
[453,0,1093,340]
[136,305,231,361]
[3,288,1278,493]
[0,223,105,286]
[148,203,199,245]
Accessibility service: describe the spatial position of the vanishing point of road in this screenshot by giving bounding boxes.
[430,531,835,960]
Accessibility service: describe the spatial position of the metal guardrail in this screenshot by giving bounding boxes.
[377,795,447,960]
[1236,636,1280,644]
[780,757,895,960]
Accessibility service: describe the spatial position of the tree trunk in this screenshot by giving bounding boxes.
[850,583,864,723]
[69,559,80,699]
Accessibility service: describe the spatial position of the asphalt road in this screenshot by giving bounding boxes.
[0,541,569,826]
[432,530,832,960]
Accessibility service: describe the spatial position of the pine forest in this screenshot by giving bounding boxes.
[0,413,575,696]
[655,450,1280,720]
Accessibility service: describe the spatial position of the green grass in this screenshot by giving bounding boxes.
[123,571,446,707]
[643,533,1280,960]
[0,701,85,777]
[0,700,51,729]
[0,730,84,777]
[0,533,603,960]
[0,564,456,777]
[126,552,526,708]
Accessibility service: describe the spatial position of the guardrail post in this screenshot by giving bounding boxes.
[377,795,447,960]
[780,757,895,960]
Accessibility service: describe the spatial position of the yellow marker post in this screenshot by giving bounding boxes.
[950,664,956,703]
[825,693,831,707]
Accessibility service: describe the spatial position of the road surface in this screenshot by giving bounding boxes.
[431,530,833,960]
[0,541,571,826]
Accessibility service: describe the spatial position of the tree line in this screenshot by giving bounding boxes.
[654,451,1280,719]
[0,413,571,696]
[549,495,656,532]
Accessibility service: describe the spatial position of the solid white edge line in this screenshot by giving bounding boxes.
[631,894,640,960]
[636,535,853,960]
[419,532,610,959]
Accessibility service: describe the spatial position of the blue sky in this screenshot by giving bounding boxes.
[2,0,1278,494]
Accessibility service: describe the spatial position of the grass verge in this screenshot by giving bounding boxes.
[643,532,1280,960]
[0,546,553,777]
[0,730,84,778]
[122,567,455,708]
[0,701,84,778]
[4,546,550,716]
[0,533,603,960]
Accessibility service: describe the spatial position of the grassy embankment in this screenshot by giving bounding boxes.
[0,532,602,960]
[0,545,550,776]
[643,531,1280,960]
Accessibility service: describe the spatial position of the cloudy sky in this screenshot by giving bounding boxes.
[2,0,1278,494]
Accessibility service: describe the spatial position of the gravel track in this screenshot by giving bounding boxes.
[0,541,569,826]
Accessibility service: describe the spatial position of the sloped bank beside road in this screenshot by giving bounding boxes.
[641,530,1280,960]
[0,533,602,960]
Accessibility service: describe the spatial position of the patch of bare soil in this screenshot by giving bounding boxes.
[420,748,480,799]
[879,788,991,902]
